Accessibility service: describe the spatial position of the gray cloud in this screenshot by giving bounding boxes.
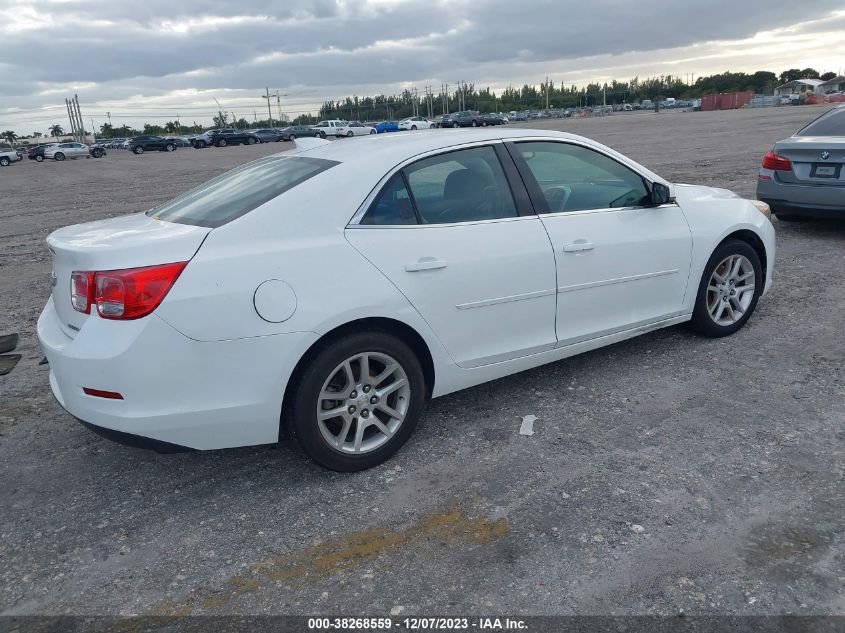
[2,0,843,129]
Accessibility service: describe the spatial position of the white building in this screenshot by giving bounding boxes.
[819,75,845,94]
[774,78,824,96]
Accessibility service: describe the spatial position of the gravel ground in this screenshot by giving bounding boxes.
[0,107,843,618]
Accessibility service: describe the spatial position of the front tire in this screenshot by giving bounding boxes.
[35,155,44,162]
[165,143,175,152]
[217,139,227,147]
[247,137,256,145]
[133,147,143,155]
[288,134,296,141]
[287,331,426,471]
[688,239,762,338]
[0,157,9,166]
[54,152,66,161]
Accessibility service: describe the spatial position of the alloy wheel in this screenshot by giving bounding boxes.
[706,254,756,326]
[316,352,410,454]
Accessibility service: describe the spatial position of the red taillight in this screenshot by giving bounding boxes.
[71,262,187,320]
[762,149,792,171]
[71,271,94,313]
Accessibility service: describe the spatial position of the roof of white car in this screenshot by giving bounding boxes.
[293,128,583,165]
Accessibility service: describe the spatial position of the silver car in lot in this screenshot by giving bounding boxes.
[757,105,845,220]
[0,148,22,166]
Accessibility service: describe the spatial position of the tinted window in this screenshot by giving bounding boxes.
[404,146,518,224]
[147,156,338,228]
[797,107,845,136]
[514,142,649,212]
[361,173,417,225]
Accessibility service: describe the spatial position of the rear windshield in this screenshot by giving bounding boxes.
[147,155,337,228]
[797,107,845,137]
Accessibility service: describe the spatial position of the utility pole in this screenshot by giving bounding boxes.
[262,87,274,126]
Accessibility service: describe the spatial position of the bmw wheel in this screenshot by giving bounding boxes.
[689,239,762,337]
[288,331,426,471]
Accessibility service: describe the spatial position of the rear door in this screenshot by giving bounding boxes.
[345,143,558,368]
[507,140,692,346]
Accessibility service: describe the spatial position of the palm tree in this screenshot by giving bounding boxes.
[99,123,114,138]
[163,121,178,134]
[3,130,17,146]
[49,124,64,140]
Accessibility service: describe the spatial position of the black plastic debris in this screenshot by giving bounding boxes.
[0,354,21,376]
[0,333,18,354]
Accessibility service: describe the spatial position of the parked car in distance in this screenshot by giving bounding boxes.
[278,125,322,141]
[439,113,458,128]
[45,142,104,161]
[39,128,775,472]
[757,104,845,220]
[312,120,347,138]
[373,121,400,133]
[399,116,435,131]
[191,129,260,148]
[252,128,283,143]
[0,148,22,166]
[128,135,178,154]
[481,113,506,126]
[452,111,484,127]
[25,143,57,162]
[336,122,377,137]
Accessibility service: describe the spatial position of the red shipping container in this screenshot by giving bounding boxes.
[701,91,754,111]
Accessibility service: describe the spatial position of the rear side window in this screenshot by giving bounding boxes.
[361,174,417,225]
[405,146,518,224]
[797,107,845,136]
[148,156,338,228]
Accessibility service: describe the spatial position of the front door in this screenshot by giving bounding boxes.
[345,144,557,368]
[507,140,692,345]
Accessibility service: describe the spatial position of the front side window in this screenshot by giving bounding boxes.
[514,142,649,213]
[148,156,338,228]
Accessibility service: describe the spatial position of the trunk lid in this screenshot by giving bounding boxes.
[773,136,845,185]
[47,213,210,336]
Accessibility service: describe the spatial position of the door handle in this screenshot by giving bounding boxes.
[405,258,448,272]
[563,240,595,253]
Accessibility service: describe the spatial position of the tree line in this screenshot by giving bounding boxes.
[4,67,838,143]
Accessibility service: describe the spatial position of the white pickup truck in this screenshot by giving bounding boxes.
[310,120,347,139]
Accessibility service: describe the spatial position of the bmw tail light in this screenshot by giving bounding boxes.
[93,262,187,320]
[71,262,187,320]
[761,149,792,171]
[70,271,95,313]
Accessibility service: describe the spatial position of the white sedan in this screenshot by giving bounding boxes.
[38,129,775,471]
[336,122,376,137]
[399,116,436,130]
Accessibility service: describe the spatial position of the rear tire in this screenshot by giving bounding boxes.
[35,155,44,162]
[0,157,9,166]
[247,137,256,145]
[133,147,143,155]
[347,131,354,137]
[688,239,763,338]
[217,139,227,147]
[287,331,426,471]
[289,134,296,141]
[54,152,66,161]
[165,143,175,152]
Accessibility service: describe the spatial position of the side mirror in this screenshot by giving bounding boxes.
[651,182,674,206]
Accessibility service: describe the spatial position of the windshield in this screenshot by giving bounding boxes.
[147,156,338,228]
[797,107,845,137]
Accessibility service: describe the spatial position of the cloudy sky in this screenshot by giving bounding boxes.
[2,0,844,133]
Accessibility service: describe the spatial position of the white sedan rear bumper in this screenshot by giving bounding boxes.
[37,296,318,450]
